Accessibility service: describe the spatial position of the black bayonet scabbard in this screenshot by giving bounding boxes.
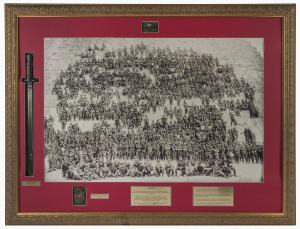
[22,53,39,176]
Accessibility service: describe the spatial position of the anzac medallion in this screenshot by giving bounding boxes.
[73,186,86,206]
[142,21,159,33]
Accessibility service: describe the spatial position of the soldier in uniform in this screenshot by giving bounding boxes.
[105,155,112,168]
[126,164,136,177]
[110,162,120,177]
[176,156,186,176]
[185,161,195,176]
[154,160,164,177]
[101,163,111,178]
[83,165,93,180]
[203,154,214,176]
[224,155,237,177]
[133,156,140,173]
[69,164,84,180]
[165,157,174,177]
[165,142,171,160]
[118,161,128,177]
[91,164,102,179]
[211,161,226,177]
[143,156,153,177]
[229,111,237,126]
[222,162,234,178]
[61,156,70,177]
[98,156,104,168]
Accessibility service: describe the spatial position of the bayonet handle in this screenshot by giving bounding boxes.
[25,53,33,80]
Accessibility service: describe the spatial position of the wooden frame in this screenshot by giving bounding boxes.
[5,4,296,225]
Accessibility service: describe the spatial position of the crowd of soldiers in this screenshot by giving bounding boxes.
[52,43,259,129]
[45,112,263,180]
[59,155,239,180]
[45,42,263,180]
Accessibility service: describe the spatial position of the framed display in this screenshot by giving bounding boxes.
[5,4,296,225]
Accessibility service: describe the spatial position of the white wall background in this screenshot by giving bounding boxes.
[0,0,298,228]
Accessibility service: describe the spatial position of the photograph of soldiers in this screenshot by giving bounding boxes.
[44,38,264,182]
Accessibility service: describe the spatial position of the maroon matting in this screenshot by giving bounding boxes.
[18,17,282,212]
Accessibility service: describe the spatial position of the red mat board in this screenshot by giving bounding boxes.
[18,16,282,212]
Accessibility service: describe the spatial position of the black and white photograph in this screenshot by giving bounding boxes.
[44,38,264,182]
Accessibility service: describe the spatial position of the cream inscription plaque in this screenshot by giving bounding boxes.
[131,186,171,206]
[22,181,41,186]
[90,193,109,199]
[193,186,234,206]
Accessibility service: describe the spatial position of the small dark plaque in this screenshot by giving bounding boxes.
[142,21,159,33]
[73,186,86,206]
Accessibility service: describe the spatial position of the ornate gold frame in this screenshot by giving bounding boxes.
[5,4,296,225]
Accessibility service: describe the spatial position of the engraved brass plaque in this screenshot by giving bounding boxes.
[131,186,171,206]
[193,186,234,206]
[22,181,41,186]
[90,193,109,199]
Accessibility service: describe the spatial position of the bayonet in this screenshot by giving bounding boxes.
[22,53,39,176]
